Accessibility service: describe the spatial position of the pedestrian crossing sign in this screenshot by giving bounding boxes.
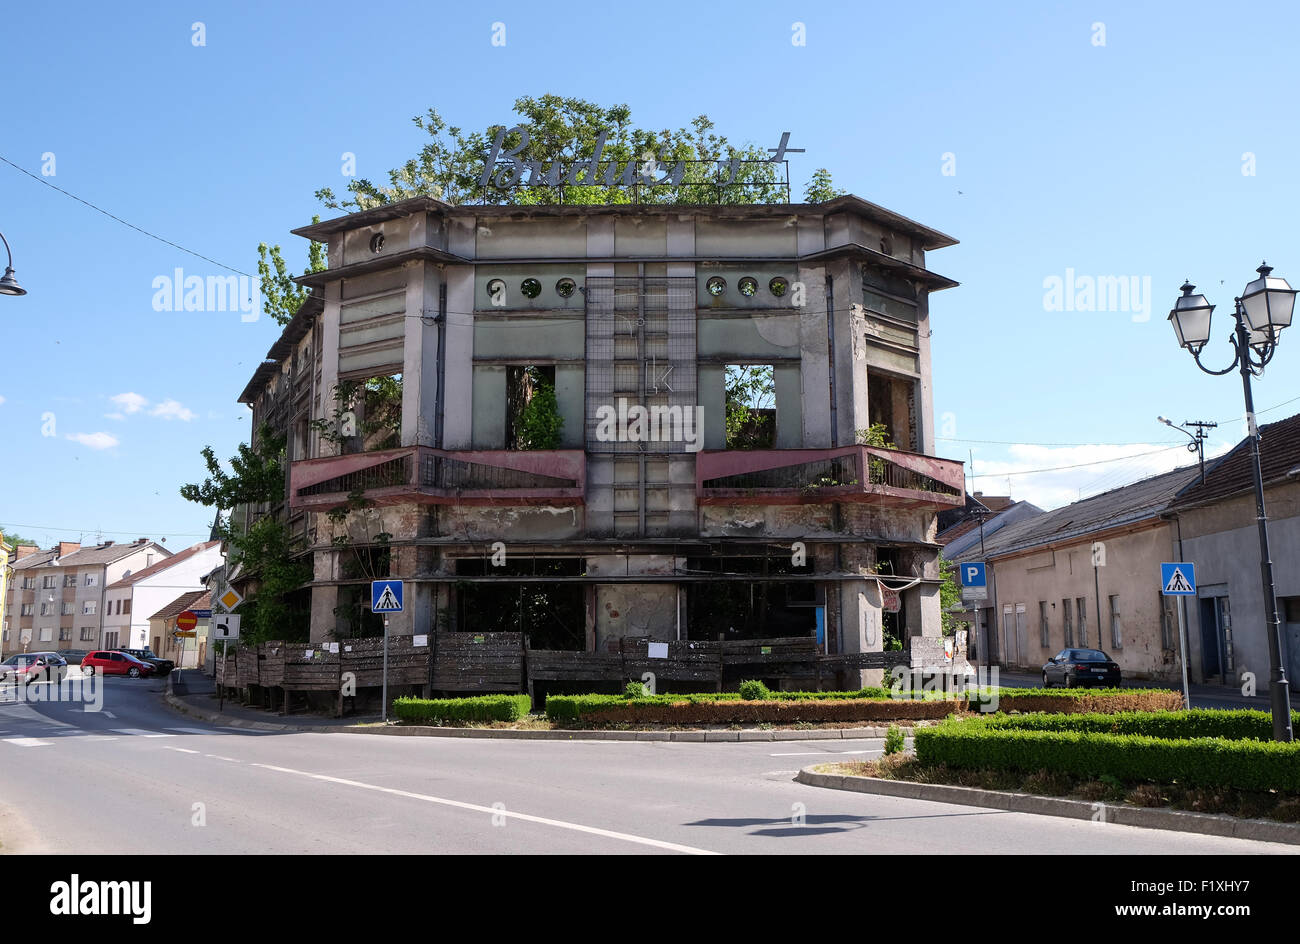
[371,580,404,613]
[1160,563,1196,596]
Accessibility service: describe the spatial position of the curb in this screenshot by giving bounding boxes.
[161,693,909,742]
[794,767,1300,846]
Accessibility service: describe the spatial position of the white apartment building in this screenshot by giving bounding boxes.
[102,541,224,650]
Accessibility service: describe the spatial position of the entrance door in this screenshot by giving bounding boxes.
[1198,596,1234,681]
[1015,604,1028,665]
[1002,605,1016,665]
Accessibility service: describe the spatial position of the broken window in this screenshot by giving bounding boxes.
[724,364,775,449]
[685,548,815,640]
[315,374,403,454]
[866,369,916,452]
[506,365,562,450]
[453,557,585,649]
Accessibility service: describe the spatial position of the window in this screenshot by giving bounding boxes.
[39,603,53,616]
[1160,595,1178,649]
[63,575,77,587]
[21,604,34,617]
[505,365,560,451]
[83,602,97,615]
[123,599,131,615]
[103,632,118,649]
[42,576,56,589]
[84,574,97,587]
[1039,602,1050,648]
[61,602,74,616]
[1062,599,1073,648]
[1109,594,1122,648]
[1,630,7,642]
[21,577,35,590]
[39,627,52,641]
[1076,598,1088,647]
[80,627,95,642]
[724,364,776,450]
[58,628,71,641]
[866,369,918,452]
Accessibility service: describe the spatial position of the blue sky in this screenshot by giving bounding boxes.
[3,0,1300,547]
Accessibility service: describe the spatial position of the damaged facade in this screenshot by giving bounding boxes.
[235,194,965,689]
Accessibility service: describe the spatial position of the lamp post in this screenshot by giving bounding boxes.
[1168,263,1295,742]
[1158,416,1217,485]
[0,230,26,296]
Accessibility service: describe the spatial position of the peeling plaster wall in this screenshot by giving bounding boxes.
[595,583,679,649]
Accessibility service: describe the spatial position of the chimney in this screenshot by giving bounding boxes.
[15,545,39,560]
[102,540,114,547]
[57,541,81,557]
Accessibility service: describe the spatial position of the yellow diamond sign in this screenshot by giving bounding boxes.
[218,588,243,611]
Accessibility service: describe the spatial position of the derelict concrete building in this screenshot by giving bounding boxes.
[237,193,966,688]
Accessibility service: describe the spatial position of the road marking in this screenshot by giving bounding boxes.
[166,727,217,735]
[205,754,242,762]
[4,737,51,747]
[102,711,117,719]
[251,762,720,855]
[771,749,881,757]
[112,729,174,738]
[165,747,200,754]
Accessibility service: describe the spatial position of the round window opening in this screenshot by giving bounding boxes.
[369,233,385,253]
[706,276,727,297]
[768,277,789,298]
[556,278,577,298]
[738,277,758,297]
[521,278,542,299]
[486,279,506,303]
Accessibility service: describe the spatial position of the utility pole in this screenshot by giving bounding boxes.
[1158,417,1218,485]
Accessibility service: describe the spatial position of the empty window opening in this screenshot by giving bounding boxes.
[506,365,562,451]
[866,370,917,452]
[724,364,775,450]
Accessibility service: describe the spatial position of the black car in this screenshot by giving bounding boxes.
[0,651,69,685]
[116,648,174,676]
[1042,648,1121,688]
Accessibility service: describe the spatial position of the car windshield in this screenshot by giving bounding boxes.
[1073,650,1109,661]
[3,655,32,666]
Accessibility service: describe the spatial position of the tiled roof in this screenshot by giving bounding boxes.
[149,590,212,622]
[10,549,58,570]
[983,465,1201,559]
[1169,412,1300,509]
[59,541,170,568]
[106,541,220,590]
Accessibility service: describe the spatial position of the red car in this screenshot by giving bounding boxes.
[81,650,156,679]
[0,652,69,685]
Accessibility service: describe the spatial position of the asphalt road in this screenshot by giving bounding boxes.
[0,675,1293,855]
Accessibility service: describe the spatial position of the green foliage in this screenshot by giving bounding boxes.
[804,168,846,203]
[312,377,403,453]
[179,423,287,510]
[625,680,648,699]
[257,215,326,327]
[392,694,532,725]
[314,97,789,211]
[724,364,775,450]
[857,423,896,484]
[516,380,563,450]
[914,718,1300,793]
[884,724,905,755]
[969,708,1300,741]
[739,679,772,700]
[938,556,963,637]
[0,528,38,549]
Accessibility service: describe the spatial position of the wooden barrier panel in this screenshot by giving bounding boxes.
[431,632,524,692]
[342,635,430,688]
[282,645,341,692]
[620,638,722,685]
[526,649,622,684]
[235,646,260,689]
[259,640,287,688]
[215,651,236,687]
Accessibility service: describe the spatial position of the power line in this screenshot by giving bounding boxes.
[970,445,1184,478]
[0,154,253,277]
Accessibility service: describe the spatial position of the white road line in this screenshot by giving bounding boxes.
[4,737,51,747]
[251,762,720,855]
[166,727,217,735]
[112,729,174,738]
[164,747,200,754]
[102,711,116,719]
[770,749,881,757]
[205,754,241,762]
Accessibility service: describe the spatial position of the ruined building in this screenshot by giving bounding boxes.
[236,194,965,689]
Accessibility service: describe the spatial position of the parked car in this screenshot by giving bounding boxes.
[0,652,69,685]
[81,650,156,679]
[116,648,174,676]
[57,649,88,665]
[1042,648,1121,688]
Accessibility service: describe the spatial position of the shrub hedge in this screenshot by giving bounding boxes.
[392,694,533,725]
[913,719,1300,793]
[968,708,1300,741]
[979,689,1184,714]
[544,695,961,724]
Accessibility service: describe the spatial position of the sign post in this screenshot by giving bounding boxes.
[372,581,404,722]
[1161,563,1197,708]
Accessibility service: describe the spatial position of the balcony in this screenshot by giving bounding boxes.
[289,446,586,510]
[696,444,964,508]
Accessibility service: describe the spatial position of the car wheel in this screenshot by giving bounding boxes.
[128,667,140,679]
[1064,673,1073,689]
[1042,671,1050,688]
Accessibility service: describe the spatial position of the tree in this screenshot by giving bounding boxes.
[938,556,964,637]
[516,379,563,450]
[804,167,845,203]
[724,364,775,449]
[257,215,326,327]
[0,528,39,549]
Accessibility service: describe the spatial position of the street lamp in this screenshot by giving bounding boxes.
[1158,416,1217,485]
[1168,263,1296,742]
[0,230,26,297]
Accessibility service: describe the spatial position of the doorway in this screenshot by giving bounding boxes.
[1199,595,1232,683]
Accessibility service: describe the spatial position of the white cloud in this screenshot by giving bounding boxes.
[151,399,196,421]
[110,392,148,414]
[66,432,120,450]
[104,412,125,421]
[0,395,6,406]
[968,441,1229,511]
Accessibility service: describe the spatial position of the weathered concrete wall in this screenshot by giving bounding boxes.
[439,504,583,541]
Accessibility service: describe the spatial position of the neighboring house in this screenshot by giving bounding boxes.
[103,541,224,650]
[981,466,1201,680]
[0,536,12,657]
[148,590,212,669]
[936,493,1044,665]
[1164,412,1300,691]
[2,540,171,653]
[232,191,969,687]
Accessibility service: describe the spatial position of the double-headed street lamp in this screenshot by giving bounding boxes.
[1168,263,1295,742]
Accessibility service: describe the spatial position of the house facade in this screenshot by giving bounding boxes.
[981,467,1199,680]
[234,192,966,687]
[103,541,224,651]
[1166,413,1300,691]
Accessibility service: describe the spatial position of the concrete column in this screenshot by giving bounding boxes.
[309,549,338,644]
[318,281,342,457]
[839,576,883,687]
[797,264,831,447]
[401,260,441,447]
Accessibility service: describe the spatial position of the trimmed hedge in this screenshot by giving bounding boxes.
[913,720,1300,793]
[545,695,961,724]
[978,688,1184,714]
[968,708,1300,741]
[392,694,532,725]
